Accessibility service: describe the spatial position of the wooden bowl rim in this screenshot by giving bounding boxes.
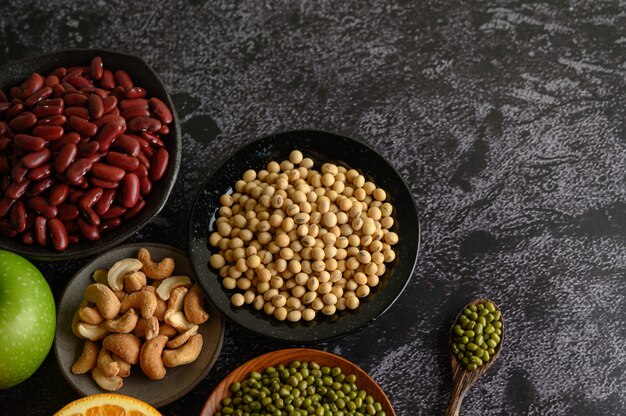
[200,348,395,416]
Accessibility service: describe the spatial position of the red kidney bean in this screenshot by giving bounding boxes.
[113,134,141,156]
[92,163,125,182]
[107,152,139,171]
[101,205,126,219]
[0,121,8,135]
[88,94,104,119]
[27,196,57,218]
[0,138,11,152]
[9,201,26,232]
[119,98,148,110]
[79,187,103,210]
[37,98,64,108]
[48,183,70,206]
[90,56,104,80]
[47,218,68,250]
[84,153,106,164]
[6,103,24,119]
[0,102,10,116]
[136,152,150,169]
[11,164,29,183]
[125,87,146,99]
[82,207,100,226]
[51,67,67,78]
[27,177,54,196]
[9,112,37,131]
[120,106,150,120]
[64,106,90,119]
[99,218,121,232]
[150,97,173,124]
[22,73,44,98]
[21,148,51,169]
[62,68,83,82]
[6,180,31,199]
[22,230,34,244]
[65,158,93,184]
[122,198,145,220]
[33,125,64,141]
[90,177,120,189]
[100,69,115,89]
[94,113,125,128]
[50,132,81,151]
[68,76,92,89]
[57,203,79,221]
[139,176,152,195]
[14,134,45,152]
[96,122,125,152]
[55,143,78,173]
[0,90,7,102]
[24,86,53,107]
[10,87,22,100]
[61,82,77,93]
[81,87,108,98]
[45,75,60,87]
[112,86,126,100]
[28,162,53,181]
[36,114,67,126]
[77,141,100,157]
[64,220,79,233]
[93,189,116,215]
[69,115,98,137]
[101,95,117,114]
[52,83,66,98]
[142,145,155,158]
[33,105,64,118]
[0,220,18,237]
[0,198,15,217]
[149,148,169,181]
[114,70,133,90]
[64,92,88,107]
[121,173,140,208]
[77,218,99,240]
[35,215,48,246]
[142,131,165,148]
[159,124,169,135]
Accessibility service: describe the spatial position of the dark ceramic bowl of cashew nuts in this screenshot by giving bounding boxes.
[54,242,224,408]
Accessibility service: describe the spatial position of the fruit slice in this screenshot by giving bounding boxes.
[54,393,162,416]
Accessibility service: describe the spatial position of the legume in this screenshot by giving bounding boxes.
[451,300,503,371]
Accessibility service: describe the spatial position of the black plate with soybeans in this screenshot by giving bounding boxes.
[188,130,420,342]
[54,243,224,407]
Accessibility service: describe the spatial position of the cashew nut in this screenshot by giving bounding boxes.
[166,325,198,349]
[105,308,138,333]
[97,347,119,377]
[164,309,196,332]
[156,275,192,300]
[133,316,160,340]
[137,248,175,280]
[71,312,81,338]
[102,333,142,365]
[141,285,167,320]
[140,335,168,380]
[168,286,188,312]
[124,270,147,292]
[92,268,108,285]
[92,366,123,391]
[107,258,143,291]
[184,284,209,324]
[76,321,109,341]
[71,340,100,374]
[159,323,178,338]
[78,306,104,325]
[84,283,121,320]
[163,334,203,367]
[113,290,127,303]
[120,291,157,319]
[112,354,131,378]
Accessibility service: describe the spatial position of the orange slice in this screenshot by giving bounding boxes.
[54,393,162,416]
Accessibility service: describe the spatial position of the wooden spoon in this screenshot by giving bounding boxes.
[445,298,505,416]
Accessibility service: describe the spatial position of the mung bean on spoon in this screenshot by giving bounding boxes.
[445,299,504,416]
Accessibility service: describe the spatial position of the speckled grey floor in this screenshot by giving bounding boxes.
[0,1,624,415]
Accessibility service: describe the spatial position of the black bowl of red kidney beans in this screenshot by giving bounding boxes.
[0,49,181,260]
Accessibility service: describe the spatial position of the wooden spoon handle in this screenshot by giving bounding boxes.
[444,385,464,416]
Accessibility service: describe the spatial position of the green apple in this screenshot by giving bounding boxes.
[0,250,56,389]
